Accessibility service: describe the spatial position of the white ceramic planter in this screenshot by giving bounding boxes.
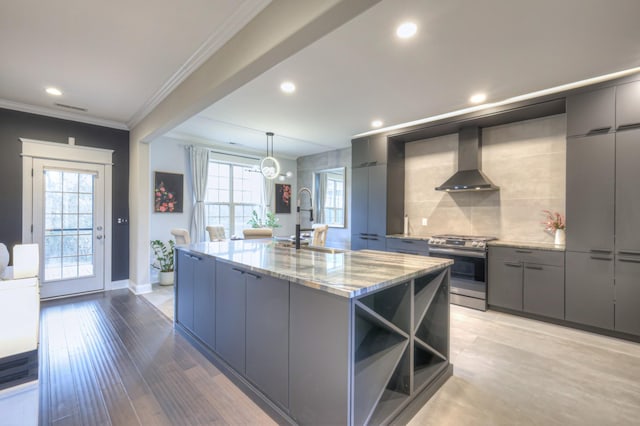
[158,271,174,286]
[554,229,566,245]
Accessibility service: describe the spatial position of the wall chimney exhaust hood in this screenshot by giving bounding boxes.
[435,127,499,192]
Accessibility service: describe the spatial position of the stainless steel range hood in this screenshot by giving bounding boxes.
[435,127,499,192]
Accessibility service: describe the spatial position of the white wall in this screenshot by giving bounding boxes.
[149,136,193,243]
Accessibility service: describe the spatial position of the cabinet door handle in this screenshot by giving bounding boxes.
[402,240,415,244]
[231,267,245,274]
[590,256,612,261]
[618,250,640,256]
[590,249,612,254]
[525,265,543,270]
[245,272,261,279]
[617,123,640,131]
[361,236,369,240]
[618,257,640,264]
[368,161,378,167]
[503,261,522,267]
[515,249,532,254]
[189,254,202,261]
[587,126,611,134]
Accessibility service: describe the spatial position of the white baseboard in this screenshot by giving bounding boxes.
[108,279,130,291]
[129,281,152,295]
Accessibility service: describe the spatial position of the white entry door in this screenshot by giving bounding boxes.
[33,159,106,298]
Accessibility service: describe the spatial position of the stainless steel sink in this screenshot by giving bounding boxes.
[301,245,346,254]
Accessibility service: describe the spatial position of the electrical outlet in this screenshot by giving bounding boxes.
[422,218,428,226]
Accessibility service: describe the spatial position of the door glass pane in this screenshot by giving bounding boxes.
[44,169,95,282]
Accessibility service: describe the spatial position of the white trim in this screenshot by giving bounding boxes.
[108,279,130,291]
[20,138,114,165]
[127,0,271,129]
[0,98,128,130]
[129,282,152,295]
[21,140,114,296]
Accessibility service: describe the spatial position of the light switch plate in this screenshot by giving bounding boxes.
[422,218,428,226]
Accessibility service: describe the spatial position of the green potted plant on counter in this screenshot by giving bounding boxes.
[151,239,176,285]
[248,209,281,229]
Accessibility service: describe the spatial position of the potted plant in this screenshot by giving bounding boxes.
[542,210,566,245]
[247,209,281,229]
[151,239,176,285]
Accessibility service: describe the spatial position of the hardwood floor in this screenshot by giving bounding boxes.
[40,290,640,425]
[39,290,275,425]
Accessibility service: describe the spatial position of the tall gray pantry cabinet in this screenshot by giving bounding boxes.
[565,80,640,336]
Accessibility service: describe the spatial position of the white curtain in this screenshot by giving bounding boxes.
[188,146,210,242]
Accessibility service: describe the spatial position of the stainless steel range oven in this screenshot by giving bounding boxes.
[428,235,496,311]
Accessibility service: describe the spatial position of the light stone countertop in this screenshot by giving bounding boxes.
[386,234,431,241]
[181,240,452,299]
[489,240,565,252]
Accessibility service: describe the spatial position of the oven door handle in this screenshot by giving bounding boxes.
[428,247,486,258]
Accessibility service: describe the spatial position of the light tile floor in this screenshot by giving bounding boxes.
[141,286,640,425]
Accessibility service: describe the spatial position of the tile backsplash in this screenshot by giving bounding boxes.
[405,114,566,243]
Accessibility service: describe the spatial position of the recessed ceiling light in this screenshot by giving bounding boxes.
[371,120,383,128]
[396,22,417,39]
[469,93,487,104]
[280,81,296,93]
[46,87,62,96]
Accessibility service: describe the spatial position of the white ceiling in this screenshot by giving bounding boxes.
[2,0,640,159]
[0,0,269,128]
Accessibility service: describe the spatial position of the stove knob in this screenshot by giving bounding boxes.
[471,241,478,247]
[477,242,485,248]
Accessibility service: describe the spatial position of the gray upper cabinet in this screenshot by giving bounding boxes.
[565,133,615,252]
[246,274,289,409]
[215,260,246,374]
[616,80,640,131]
[351,163,387,250]
[565,251,614,330]
[352,134,387,167]
[615,129,640,253]
[566,86,615,137]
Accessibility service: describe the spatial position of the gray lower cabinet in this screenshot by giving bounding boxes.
[176,250,195,332]
[565,251,614,330]
[615,256,640,336]
[386,238,429,256]
[245,273,289,409]
[193,254,216,349]
[176,249,215,343]
[488,255,523,311]
[523,264,564,320]
[215,261,246,373]
[289,284,350,425]
[488,247,564,319]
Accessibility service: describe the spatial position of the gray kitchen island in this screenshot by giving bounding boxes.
[174,240,453,425]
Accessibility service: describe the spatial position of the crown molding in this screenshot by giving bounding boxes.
[127,0,271,129]
[0,98,128,130]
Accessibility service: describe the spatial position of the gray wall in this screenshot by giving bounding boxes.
[405,114,566,243]
[297,148,351,248]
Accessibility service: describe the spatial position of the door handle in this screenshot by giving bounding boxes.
[245,272,261,280]
[618,257,640,264]
[587,126,611,134]
[616,123,640,131]
[590,249,612,254]
[590,256,612,261]
[617,250,640,256]
[96,235,103,240]
[525,265,543,270]
[503,261,522,267]
[231,267,245,274]
[515,250,532,254]
[97,226,103,231]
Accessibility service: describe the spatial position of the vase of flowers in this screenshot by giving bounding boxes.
[151,239,176,285]
[542,210,566,245]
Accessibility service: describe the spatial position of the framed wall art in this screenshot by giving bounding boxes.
[275,183,292,214]
[154,171,183,213]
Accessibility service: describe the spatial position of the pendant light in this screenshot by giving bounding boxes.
[261,131,281,180]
